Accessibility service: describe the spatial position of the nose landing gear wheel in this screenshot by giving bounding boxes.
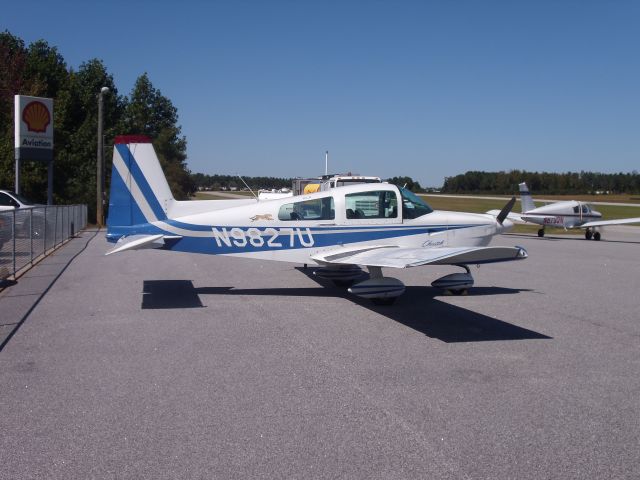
[537,228,545,237]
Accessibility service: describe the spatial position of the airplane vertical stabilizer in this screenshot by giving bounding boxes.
[519,182,535,213]
[107,135,173,228]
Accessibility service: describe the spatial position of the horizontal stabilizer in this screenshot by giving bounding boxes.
[106,234,168,255]
[311,245,527,269]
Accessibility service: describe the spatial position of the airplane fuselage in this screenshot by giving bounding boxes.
[107,183,510,265]
[522,200,602,229]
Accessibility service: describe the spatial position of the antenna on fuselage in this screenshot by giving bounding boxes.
[237,175,258,201]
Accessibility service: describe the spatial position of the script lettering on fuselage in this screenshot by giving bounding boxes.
[212,227,314,249]
[422,239,445,247]
[543,216,564,226]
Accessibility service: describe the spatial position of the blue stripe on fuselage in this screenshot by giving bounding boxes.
[107,222,486,253]
[165,225,474,254]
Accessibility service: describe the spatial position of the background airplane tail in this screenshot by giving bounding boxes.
[107,135,173,229]
[519,182,535,213]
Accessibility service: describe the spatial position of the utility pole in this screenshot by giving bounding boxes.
[96,87,109,227]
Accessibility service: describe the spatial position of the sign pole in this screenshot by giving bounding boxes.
[15,156,21,195]
[96,87,109,227]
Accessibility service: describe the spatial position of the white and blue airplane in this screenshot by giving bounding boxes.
[505,182,640,240]
[106,136,527,304]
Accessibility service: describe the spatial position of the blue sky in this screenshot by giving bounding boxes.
[5,0,639,187]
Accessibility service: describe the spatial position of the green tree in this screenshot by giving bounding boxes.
[55,59,122,218]
[1,31,197,221]
[387,176,424,193]
[121,73,193,199]
[0,31,29,192]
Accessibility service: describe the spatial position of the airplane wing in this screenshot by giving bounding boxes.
[580,217,640,228]
[311,245,527,269]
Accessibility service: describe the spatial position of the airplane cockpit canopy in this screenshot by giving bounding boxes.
[573,203,592,214]
[400,187,433,219]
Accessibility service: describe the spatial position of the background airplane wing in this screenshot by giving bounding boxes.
[580,217,640,228]
[311,245,527,269]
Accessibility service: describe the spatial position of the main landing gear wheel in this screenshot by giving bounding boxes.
[537,228,545,237]
[432,265,474,295]
[585,229,592,240]
[348,267,405,305]
[593,231,601,241]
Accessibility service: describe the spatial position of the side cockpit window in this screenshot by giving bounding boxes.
[345,190,397,219]
[278,196,335,221]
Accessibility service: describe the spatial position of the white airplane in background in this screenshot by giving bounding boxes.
[105,136,527,305]
[507,182,640,240]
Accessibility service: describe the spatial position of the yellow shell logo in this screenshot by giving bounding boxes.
[22,101,51,133]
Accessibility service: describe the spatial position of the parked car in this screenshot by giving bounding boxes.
[0,190,46,240]
[0,190,38,211]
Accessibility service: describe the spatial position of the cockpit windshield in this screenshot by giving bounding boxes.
[400,187,433,219]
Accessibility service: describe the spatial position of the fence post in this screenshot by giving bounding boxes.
[30,208,33,265]
[44,206,48,254]
[54,206,58,248]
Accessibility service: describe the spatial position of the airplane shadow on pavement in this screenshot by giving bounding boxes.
[142,272,550,343]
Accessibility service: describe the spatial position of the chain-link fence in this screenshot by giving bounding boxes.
[0,205,87,281]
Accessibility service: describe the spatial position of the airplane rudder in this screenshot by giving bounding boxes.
[518,182,535,212]
[107,135,168,229]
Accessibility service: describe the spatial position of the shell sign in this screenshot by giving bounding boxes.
[23,101,51,133]
[14,95,54,159]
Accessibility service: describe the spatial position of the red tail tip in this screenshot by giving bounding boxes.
[114,135,152,144]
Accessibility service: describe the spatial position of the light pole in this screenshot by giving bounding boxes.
[96,86,109,227]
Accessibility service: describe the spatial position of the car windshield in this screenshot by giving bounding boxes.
[12,192,35,205]
[400,187,433,219]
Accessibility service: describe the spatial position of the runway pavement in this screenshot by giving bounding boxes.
[0,227,639,479]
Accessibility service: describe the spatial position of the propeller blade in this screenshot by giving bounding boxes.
[496,196,516,225]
